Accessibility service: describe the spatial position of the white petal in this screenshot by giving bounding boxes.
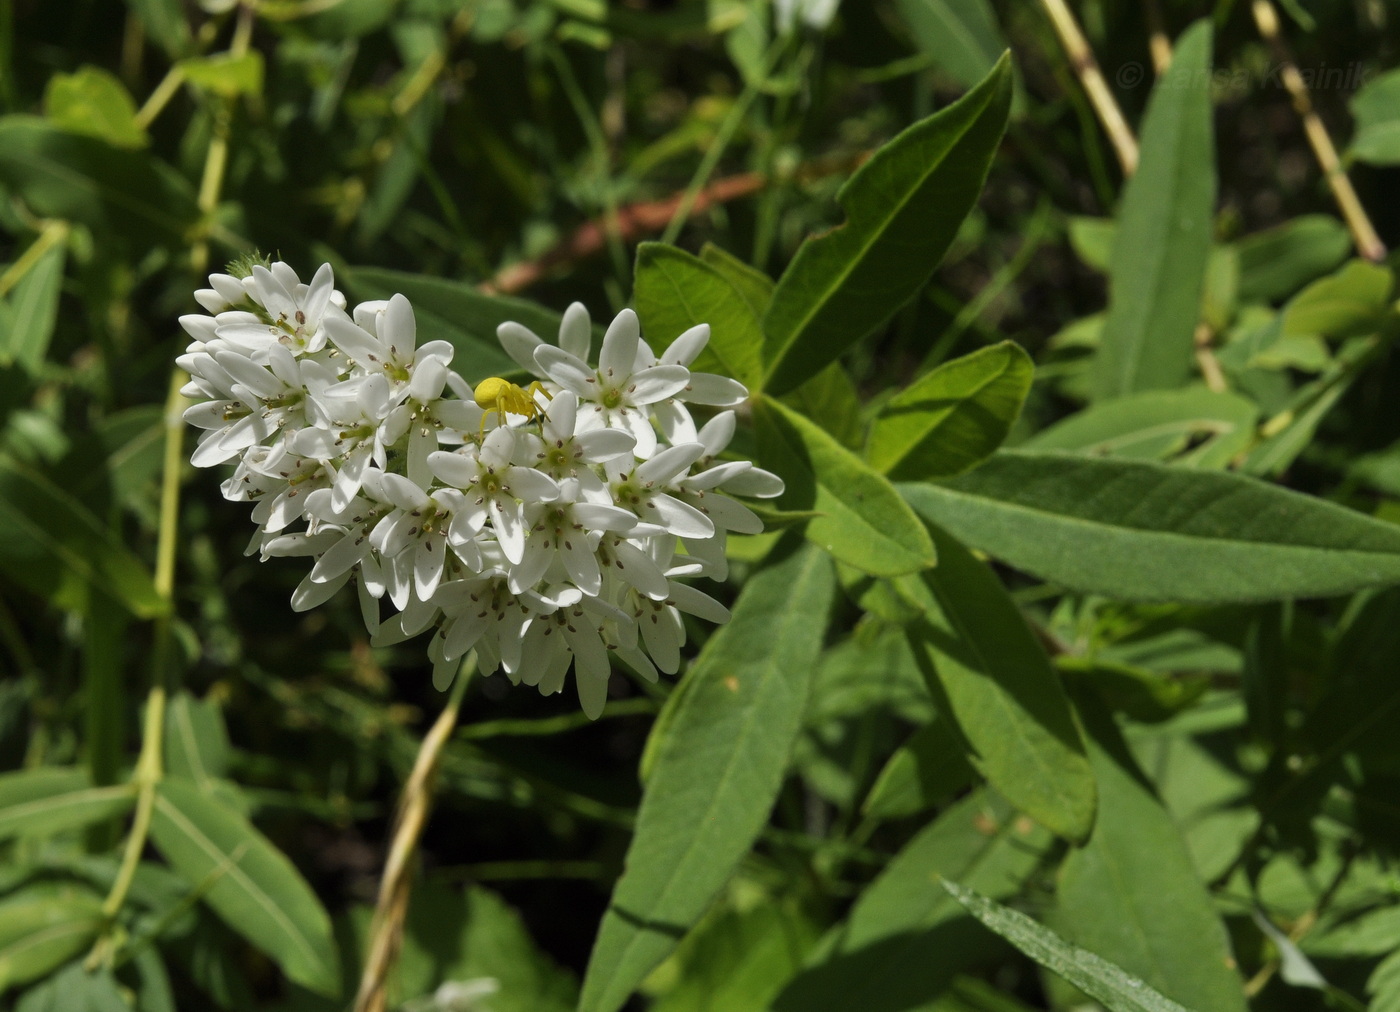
[382,293,417,358]
[612,540,670,599]
[682,372,748,407]
[429,448,480,488]
[497,321,545,374]
[559,302,592,360]
[311,532,369,583]
[639,604,681,674]
[505,466,560,503]
[598,309,640,379]
[572,502,637,533]
[697,410,737,455]
[376,472,431,512]
[542,390,578,441]
[637,443,706,486]
[626,365,690,405]
[646,493,715,539]
[292,570,349,611]
[492,498,527,564]
[574,428,635,463]
[480,425,516,470]
[534,346,595,396]
[721,466,785,498]
[414,539,446,600]
[668,582,732,624]
[661,323,710,366]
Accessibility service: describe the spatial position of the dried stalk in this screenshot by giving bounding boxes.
[1038,0,1140,175]
[1251,0,1386,262]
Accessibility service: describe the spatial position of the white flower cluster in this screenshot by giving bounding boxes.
[178,260,782,717]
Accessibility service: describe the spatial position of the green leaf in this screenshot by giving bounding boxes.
[1236,215,1352,302]
[780,362,865,449]
[1349,67,1400,165]
[760,55,1012,395]
[178,52,265,98]
[867,341,1033,480]
[0,236,65,373]
[897,524,1096,841]
[902,450,1400,603]
[1050,695,1247,1012]
[862,717,976,820]
[149,779,340,997]
[0,459,167,617]
[699,242,774,317]
[43,67,147,149]
[165,691,232,788]
[942,881,1195,1012]
[757,397,936,576]
[1068,217,1115,273]
[0,117,198,252]
[0,768,136,842]
[633,243,763,387]
[122,0,191,58]
[342,267,555,380]
[12,960,133,1012]
[1282,260,1393,338]
[0,895,105,994]
[893,0,1006,89]
[1022,388,1258,468]
[578,542,835,1012]
[1091,21,1215,400]
[774,791,1049,1012]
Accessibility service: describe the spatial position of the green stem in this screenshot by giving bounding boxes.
[661,40,784,248]
[0,220,69,300]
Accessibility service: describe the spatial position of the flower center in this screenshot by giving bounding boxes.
[601,388,624,410]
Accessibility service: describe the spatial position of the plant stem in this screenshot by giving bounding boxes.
[135,65,186,131]
[1038,0,1140,176]
[1250,0,1386,263]
[353,659,475,1012]
[0,220,69,300]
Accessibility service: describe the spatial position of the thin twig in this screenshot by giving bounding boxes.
[479,151,866,296]
[1251,0,1386,262]
[1039,0,1140,175]
[353,660,474,1012]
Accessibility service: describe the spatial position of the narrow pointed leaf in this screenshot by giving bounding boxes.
[761,55,1013,395]
[149,779,340,996]
[1,236,65,372]
[758,396,935,576]
[0,895,105,994]
[943,881,1195,1012]
[578,542,835,1012]
[902,450,1400,603]
[1091,21,1215,400]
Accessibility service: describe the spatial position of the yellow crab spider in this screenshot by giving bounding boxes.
[473,377,552,434]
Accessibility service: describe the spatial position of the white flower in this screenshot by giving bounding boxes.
[533,309,690,457]
[324,293,454,399]
[212,263,343,359]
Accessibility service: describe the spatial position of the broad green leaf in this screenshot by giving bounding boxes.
[862,717,976,820]
[633,243,763,387]
[43,67,147,149]
[12,960,132,1012]
[781,362,864,449]
[761,56,1012,395]
[1282,260,1393,338]
[578,542,835,1012]
[342,267,553,380]
[867,341,1032,480]
[178,52,265,98]
[1091,21,1215,400]
[942,881,1195,1012]
[757,397,936,576]
[0,117,198,251]
[894,0,1006,89]
[1050,696,1247,1012]
[1022,388,1257,468]
[357,92,441,246]
[0,895,105,994]
[901,450,1400,603]
[774,791,1049,1012]
[897,524,1096,841]
[149,779,340,996]
[0,768,136,842]
[0,459,166,617]
[1236,215,1352,302]
[699,242,774,316]
[1349,68,1400,165]
[1,236,65,373]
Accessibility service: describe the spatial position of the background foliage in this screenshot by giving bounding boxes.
[2,0,1400,1009]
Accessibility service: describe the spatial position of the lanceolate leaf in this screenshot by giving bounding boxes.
[760,55,1013,395]
[894,0,1007,90]
[758,397,936,576]
[943,881,1196,1012]
[0,768,136,843]
[634,243,764,387]
[901,450,1400,603]
[0,235,65,373]
[1091,21,1215,400]
[774,791,1049,1012]
[1050,695,1247,1012]
[0,894,106,994]
[867,341,1033,480]
[898,524,1096,842]
[0,459,166,618]
[578,542,836,1012]
[149,779,340,997]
